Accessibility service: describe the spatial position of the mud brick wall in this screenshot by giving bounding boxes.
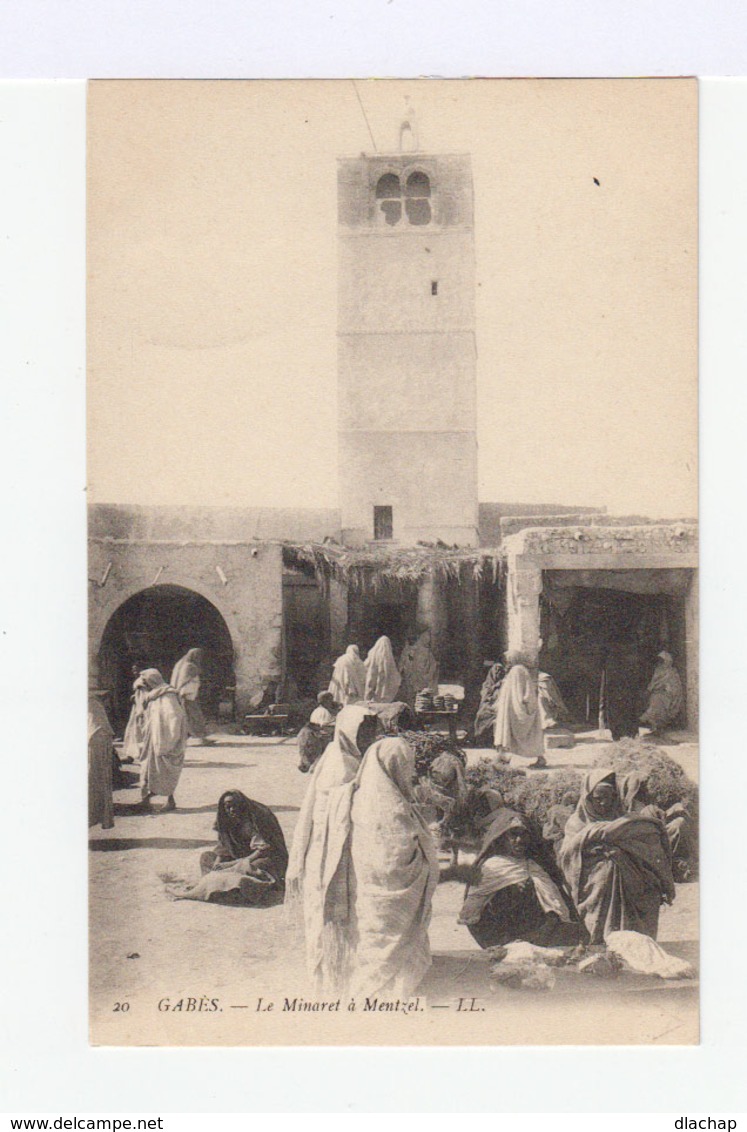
[88,539,284,716]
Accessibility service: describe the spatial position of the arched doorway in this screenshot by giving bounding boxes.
[98,584,235,731]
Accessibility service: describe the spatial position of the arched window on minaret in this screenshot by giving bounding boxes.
[375,173,402,226]
[405,170,431,226]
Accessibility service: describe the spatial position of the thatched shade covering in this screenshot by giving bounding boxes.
[282,542,505,595]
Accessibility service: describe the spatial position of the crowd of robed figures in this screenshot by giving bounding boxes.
[281,704,683,999]
[89,635,690,1002]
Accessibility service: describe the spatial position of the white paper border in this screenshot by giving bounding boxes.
[2,66,747,1114]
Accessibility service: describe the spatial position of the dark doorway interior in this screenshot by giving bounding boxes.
[540,582,687,729]
[98,584,234,731]
[283,570,328,697]
[348,584,418,658]
[475,575,506,670]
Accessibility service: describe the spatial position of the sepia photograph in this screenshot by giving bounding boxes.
[87,77,698,1046]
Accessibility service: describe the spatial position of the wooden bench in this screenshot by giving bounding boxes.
[241,713,290,737]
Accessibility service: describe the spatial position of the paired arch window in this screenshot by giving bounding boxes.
[375,171,432,227]
[375,173,402,226]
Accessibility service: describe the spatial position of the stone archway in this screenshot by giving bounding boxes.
[97,584,235,730]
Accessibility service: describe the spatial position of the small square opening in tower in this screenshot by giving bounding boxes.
[431,281,438,296]
[374,505,393,541]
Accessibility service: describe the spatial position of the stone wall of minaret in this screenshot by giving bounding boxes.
[337,152,478,547]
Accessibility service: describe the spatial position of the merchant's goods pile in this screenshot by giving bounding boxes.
[415,692,458,713]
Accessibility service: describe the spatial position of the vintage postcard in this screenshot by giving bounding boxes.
[87,78,698,1046]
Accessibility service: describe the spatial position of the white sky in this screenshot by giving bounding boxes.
[88,79,697,518]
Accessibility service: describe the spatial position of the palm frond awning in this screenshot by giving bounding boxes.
[282,541,505,594]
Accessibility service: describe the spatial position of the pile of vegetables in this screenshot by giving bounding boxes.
[591,738,699,815]
[397,727,698,881]
[464,740,698,828]
[396,729,466,779]
[464,760,582,828]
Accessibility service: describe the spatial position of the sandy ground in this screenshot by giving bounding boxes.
[89,730,699,1047]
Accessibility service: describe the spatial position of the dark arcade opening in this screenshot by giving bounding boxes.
[540,572,688,732]
[282,568,329,698]
[347,584,418,658]
[98,584,235,732]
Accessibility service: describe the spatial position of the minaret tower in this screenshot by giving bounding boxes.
[336,120,478,547]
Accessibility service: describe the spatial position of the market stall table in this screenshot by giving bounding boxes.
[415,707,459,743]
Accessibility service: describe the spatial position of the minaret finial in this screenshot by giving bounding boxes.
[399,96,419,153]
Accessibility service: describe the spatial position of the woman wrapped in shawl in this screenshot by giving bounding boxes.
[285,704,380,993]
[328,645,367,705]
[424,752,467,819]
[398,629,439,707]
[88,695,115,830]
[122,674,148,762]
[620,771,696,883]
[414,752,469,868]
[170,790,288,905]
[640,651,684,733]
[558,769,675,943]
[349,736,440,1000]
[473,661,506,744]
[297,692,340,773]
[537,671,571,730]
[541,790,578,863]
[458,809,586,949]
[493,654,546,768]
[132,668,189,812]
[170,648,210,741]
[364,636,402,703]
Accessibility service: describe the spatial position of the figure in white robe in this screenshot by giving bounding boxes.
[328,645,366,705]
[309,691,339,727]
[348,737,440,999]
[170,648,209,740]
[364,636,401,703]
[133,669,188,811]
[285,704,379,993]
[493,660,546,768]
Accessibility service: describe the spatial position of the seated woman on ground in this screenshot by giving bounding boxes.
[640,650,684,735]
[558,769,676,943]
[458,809,587,950]
[168,790,288,906]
